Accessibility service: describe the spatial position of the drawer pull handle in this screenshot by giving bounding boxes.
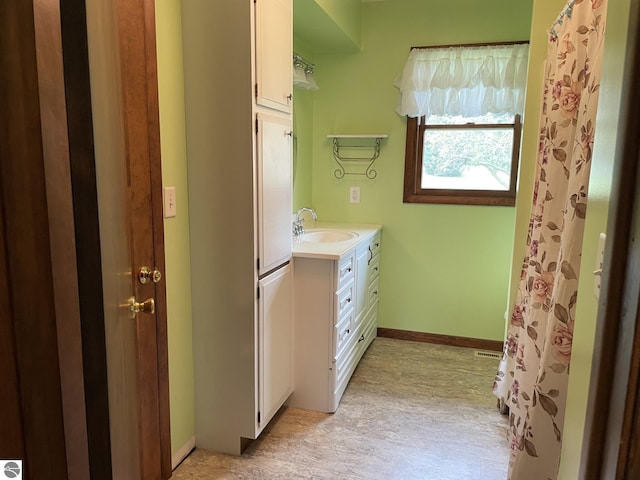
[374,242,380,247]
[374,266,379,272]
[373,290,378,295]
[340,328,350,341]
[358,334,365,342]
[340,297,351,309]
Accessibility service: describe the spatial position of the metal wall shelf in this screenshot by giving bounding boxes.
[327,134,388,179]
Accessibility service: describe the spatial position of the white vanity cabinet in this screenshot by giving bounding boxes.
[182,0,293,455]
[290,226,382,413]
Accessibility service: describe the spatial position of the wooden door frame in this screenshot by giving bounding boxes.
[0,0,171,478]
[580,1,640,478]
[60,1,113,477]
[0,0,90,478]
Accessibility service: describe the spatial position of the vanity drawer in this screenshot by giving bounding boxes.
[334,282,354,324]
[333,312,354,359]
[368,253,380,283]
[336,253,355,290]
[368,231,381,258]
[367,277,379,307]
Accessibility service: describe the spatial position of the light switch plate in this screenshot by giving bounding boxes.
[164,186,177,218]
[594,232,606,299]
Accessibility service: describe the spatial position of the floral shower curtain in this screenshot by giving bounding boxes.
[493,1,607,479]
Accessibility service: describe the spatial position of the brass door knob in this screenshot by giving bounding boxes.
[130,297,155,316]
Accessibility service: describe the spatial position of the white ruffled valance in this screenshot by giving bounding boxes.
[394,43,529,118]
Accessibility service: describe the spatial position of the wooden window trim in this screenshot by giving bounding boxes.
[403,114,522,206]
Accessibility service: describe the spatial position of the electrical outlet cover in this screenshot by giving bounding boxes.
[349,186,360,204]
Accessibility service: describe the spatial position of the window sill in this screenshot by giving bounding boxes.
[402,192,515,206]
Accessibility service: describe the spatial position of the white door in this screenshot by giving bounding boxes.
[257,112,293,275]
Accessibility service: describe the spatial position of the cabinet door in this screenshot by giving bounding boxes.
[258,264,293,430]
[354,243,370,326]
[255,0,292,113]
[257,112,292,275]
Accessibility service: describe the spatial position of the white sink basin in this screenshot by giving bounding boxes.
[301,229,359,243]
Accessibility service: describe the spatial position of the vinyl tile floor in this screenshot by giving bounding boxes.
[172,337,510,479]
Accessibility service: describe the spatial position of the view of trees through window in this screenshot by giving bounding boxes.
[421,113,516,191]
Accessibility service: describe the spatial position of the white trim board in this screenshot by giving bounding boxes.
[171,436,196,470]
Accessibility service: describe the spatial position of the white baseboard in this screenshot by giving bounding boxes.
[171,436,196,470]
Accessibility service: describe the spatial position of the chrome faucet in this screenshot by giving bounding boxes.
[293,207,317,237]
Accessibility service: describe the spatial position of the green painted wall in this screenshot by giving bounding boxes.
[293,90,314,211]
[303,0,533,341]
[558,0,630,477]
[155,0,195,458]
[293,43,314,211]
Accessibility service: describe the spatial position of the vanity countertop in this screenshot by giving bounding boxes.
[292,222,382,260]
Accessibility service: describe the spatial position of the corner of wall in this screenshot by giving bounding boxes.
[315,0,362,49]
[293,0,361,53]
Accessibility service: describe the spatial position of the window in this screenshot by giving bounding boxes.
[395,42,528,206]
[404,113,522,206]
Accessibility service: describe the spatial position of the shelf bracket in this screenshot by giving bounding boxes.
[328,135,388,179]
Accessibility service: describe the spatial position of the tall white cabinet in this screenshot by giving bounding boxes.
[182,0,293,455]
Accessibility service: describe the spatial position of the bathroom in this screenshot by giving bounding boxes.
[2,0,636,477]
[156,0,626,478]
